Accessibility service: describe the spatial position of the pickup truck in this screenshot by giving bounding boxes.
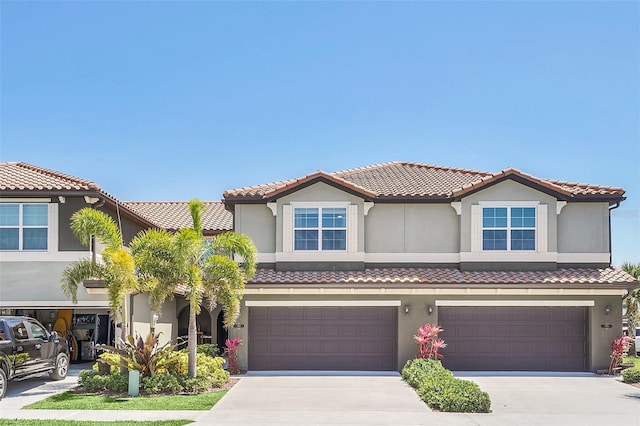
[0,316,70,400]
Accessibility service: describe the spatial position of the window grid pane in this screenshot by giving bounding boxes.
[0,228,19,250]
[293,206,347,251]
[0,204,49,251]
[482,206,536,251]
[23,204,48,226]
[23,228,48,250]
[0,205,19,226]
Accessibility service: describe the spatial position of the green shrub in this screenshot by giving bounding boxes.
[622,367,640,383]
[436,379,491,413]
[92,352,122,374]
[180,375,215,393]
[165,352,227,378]
[142,373,183,394]
[78,370,127,393]
[401,358,451,388]
[402,358,491,413]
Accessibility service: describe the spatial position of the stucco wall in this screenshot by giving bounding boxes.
[235,204,276,254]
[131,295,177,347]
[365,204,459,253]
[558,202,609,253]
[0,261,109,304]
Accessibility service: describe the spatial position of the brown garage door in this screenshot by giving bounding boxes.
[249,306,397,371]
[439,306,587,371]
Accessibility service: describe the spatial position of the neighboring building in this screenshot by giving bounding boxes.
[1,161,635,372]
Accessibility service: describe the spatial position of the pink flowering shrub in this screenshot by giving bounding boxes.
[414,323,447,360]
[609,335,633,374]
[224,337,243,375]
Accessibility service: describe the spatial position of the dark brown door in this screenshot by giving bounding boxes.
[249,306,397,371]
[439,306,587,371]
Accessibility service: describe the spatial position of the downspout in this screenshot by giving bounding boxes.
[608,202,620,267]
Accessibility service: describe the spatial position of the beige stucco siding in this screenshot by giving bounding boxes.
[131,295,177,347]
[235,204,276,254]
[365,204,459,253]
[558,202,609,253]
[0,261,108,305]
[460,180,558,253]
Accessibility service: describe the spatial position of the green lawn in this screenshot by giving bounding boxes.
[23,390,227,411]
[623,357,640,368]
[0,421,191,426]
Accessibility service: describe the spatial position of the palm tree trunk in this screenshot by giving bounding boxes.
[629,304,638,357]
[188,310,197,377]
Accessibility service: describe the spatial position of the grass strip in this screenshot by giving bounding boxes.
[23,390,227,411]
[0,421,192,426]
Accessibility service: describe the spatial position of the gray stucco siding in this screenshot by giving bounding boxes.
[235,204,276,254]
[0,261,107,304]
[557,203,609,253]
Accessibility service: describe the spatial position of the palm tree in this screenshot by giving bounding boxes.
[61,208,138,348]
[622,262,640,357]
[130,199,256,377]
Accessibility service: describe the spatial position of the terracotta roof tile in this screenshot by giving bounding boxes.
[122,201,232,232]
[248,267,636,286]
[224,161,625,201]
[0,162,100,191]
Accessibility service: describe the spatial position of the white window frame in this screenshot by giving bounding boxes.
[482,206,536,251]
[293,205,347,252]
[283,202,358,254]
[471,201,547,254]
[0,203,49,251]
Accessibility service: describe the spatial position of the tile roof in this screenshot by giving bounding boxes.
[248,267,636,287]
[223,161,625,201]
[0,162,100,191]
[122,201,232,232]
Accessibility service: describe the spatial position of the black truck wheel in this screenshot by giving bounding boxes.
[49,353,69,380]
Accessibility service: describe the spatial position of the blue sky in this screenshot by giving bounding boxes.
[1,1,638,265]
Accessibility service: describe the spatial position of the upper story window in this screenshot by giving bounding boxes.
[294,207,347,251]
[482,206,536,251]
[0,203,48,251]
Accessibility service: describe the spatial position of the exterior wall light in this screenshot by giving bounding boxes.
[404,305,410,315]
[427,305,434,316]
[604,305,611,316]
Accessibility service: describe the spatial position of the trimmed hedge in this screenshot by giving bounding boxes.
[79,370,128,393]
[402,359,491,413]
[622,367,640,383]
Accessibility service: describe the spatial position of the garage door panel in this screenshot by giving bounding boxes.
[249,306,397,370]
[440,307,587,371]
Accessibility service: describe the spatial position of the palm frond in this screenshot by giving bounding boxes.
[61,259,108,304]
[202,254,245,328]
[70,208,122,250]
[211,232,257,279]
[189,199,205,236]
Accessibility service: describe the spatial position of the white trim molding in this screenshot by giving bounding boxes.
[557,253,610,263]
[245,300,401,307]
[365,252,459,263]
[556,201,567,215]
[460,251,557,262]
[266,202,277,216]
[450,202,462,215]
[0,198,51,203]
[364,202,374,216]
[0,301,111,308]
[0,251,89,262]
[435,300,595,307]
[244,288,627,296]
[275,252,365,263]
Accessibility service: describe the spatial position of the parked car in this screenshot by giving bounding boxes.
[0,316,70,400]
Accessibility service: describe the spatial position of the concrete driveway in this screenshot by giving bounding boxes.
[198,372,640,426]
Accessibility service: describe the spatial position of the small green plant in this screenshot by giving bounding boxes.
[92,352,121,374]
[180,375,215,393]
[97,332,178,377]
[142,373,183,394]
[621,367,640,383]
[78,370,128,393]
[164,352,227,378]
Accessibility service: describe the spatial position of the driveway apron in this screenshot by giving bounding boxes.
[196,372,640,426]
[197,373,431,425]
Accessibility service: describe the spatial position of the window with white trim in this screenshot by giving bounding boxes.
[0,204,48,251]
[482,206,536,251]
[294,207,347,251]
